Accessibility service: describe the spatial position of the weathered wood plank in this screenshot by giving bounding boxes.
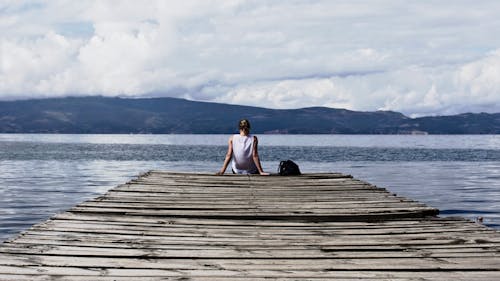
[2,243,499,259]
[34,220,488,234]
[12,231,500,251]
[84,201,430,211]
[8,238,500,255]
[3,263,500,281]
[50,212,474,226]
[1,254,500,271]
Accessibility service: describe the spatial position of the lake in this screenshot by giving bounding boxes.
[1,134,499,242]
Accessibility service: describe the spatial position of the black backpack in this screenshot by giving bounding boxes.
[278,160,301,176]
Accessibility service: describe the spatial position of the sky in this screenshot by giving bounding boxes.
[1,0,500,117]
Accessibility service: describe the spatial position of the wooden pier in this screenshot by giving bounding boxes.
[0,172,499,280]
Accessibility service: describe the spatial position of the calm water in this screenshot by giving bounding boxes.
[1,134,499,242]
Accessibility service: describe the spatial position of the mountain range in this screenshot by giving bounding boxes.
[0,96,499,134]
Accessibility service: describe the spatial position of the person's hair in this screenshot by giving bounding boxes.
[239,119,251,131]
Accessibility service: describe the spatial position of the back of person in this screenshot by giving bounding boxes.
[217,119,269,176]
[231,134,258,174]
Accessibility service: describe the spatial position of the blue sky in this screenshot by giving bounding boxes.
[1,0,500,116]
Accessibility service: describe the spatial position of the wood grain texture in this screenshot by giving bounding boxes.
[1,171,499,280]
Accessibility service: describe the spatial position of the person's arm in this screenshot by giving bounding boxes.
[216,136,233,175]
[252,136,269,175]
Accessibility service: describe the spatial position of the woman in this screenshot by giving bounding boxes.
[217,119,269,175]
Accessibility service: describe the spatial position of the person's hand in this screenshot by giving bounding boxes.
[216,171,224,175]
[259,172,270,176]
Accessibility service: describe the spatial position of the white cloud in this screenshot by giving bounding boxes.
[218,54,500,117]
[455,50,500,104]
[1,0,500,115]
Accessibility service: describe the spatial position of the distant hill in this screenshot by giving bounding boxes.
[0,96,499,134]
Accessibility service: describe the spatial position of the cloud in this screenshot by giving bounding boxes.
[1,0,500,115]
[218,53,500,117]
[455,50,500,107]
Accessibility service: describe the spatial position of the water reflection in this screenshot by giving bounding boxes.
[1,134,500,149]
[1,143,499,161]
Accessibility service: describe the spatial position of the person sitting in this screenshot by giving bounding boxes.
[217,119,269,175]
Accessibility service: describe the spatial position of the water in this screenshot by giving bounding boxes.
[1,134,499,242]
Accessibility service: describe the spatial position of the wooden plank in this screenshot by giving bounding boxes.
[1,243,499,259]
[26,221,494,238]
[65,208,439,223]
[35,220,488,234]
[13,235,500,252]
[3,263,500,281]
[50,212,475,227]
[1,255,500,271]
[43,218,482,231]
[9,238,500,254]
[12,229,500,248]
[76,202,430,211]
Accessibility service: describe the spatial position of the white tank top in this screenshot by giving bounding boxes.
[231,134,258,174]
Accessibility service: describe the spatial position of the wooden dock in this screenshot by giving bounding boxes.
[1,171,499,280]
